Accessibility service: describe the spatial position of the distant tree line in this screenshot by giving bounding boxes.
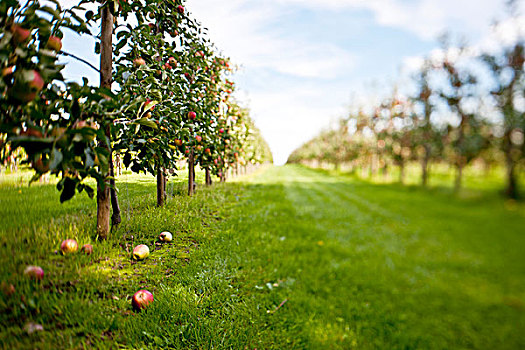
[288,14,524,198]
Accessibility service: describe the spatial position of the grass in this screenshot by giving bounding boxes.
[0,164,524,349]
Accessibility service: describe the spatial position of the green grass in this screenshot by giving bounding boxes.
[1,165,524,348]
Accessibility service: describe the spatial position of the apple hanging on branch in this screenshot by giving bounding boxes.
[7,70,45,103]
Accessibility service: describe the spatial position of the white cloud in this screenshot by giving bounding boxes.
[274,0,515,40]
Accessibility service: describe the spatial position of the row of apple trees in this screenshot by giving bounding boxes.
[0,0,271,239]
[288,26,523,198]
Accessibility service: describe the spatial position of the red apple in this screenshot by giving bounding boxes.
[7,70,45,103]
[188,111,196,120]
[195,135,202,142]
[81,244,93,255]
[60,239,78,255]
[168,57,177,67]
[132,244,149,260]
[46,36,62,52]
[0,282,15,296]
[159,231,173,242]
[144,98,155,111]
[32,155,49,173]
[24,266,44,280]
[174,139,183,146]
[10,25,31,44]
[205,148,211,154]
[219,128,224,134]
[196,145,203,151]
[21,128,43,138]
[132,289,153,310]
[1,66,14,77]
[177,5,184,14]
[133,58,146,67]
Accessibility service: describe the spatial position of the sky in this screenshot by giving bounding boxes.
[60,0,524,165]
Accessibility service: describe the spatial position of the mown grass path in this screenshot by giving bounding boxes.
[228,165,525,349]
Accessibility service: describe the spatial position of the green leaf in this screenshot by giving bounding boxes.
[135,118,158,129]
[60,177,76,203]
[49,148,63,171]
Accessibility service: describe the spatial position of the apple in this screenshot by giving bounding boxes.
[21,128,43,138]
[195,135,202,142]
[177,5,184,14]
[60,239,78,255]
[132,289,153,310]
[81,244,93,255]
[159,231,173,242]
[174,139,183,146]
[132,244,150,260]
[144,98,155,111]
[214,159,218,165]
[219,128,224,134]
[46,36,62,52]
[133,58,146,67]
[196,145,203,151]
[24,266,44,280]
[32,154,50,173]
[0,282,15,296]
[1,66,14,77]
[7,70,44,103]
[188,111,196,120]
[205,148,211,154]
[10,25,31,44]
[168,57,177,67]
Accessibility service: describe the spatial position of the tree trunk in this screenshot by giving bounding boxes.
[505,150,518,199]
[454,163,463,192]
[188,148,195,196]
[109,151,121,227]
[97,5,113,240]
[399,162,405,184]
[205,167,212,186]
[157,165,165,206]
[421,145,430,187]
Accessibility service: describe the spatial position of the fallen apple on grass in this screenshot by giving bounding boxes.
[81,244,93,255]
[60,239,78,255]
[24,266,44,280]
[159,231,173,242]
[132,289,154,311]
[133,244,150,260]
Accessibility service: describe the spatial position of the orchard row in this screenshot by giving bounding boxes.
[0,0,272,238]
[288,21,524,197]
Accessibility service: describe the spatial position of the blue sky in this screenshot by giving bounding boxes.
[60,0,523,164]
